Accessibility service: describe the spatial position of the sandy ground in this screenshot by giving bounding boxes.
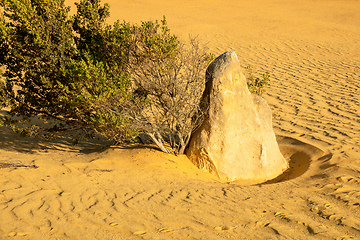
[1,0,360,239]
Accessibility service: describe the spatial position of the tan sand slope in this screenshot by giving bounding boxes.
[1,0,360,239]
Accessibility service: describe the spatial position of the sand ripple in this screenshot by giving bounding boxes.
[1,0,360,238]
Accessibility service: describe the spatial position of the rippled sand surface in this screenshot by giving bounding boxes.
[1,0,360,239]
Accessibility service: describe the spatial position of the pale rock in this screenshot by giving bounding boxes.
[186,51,288,183]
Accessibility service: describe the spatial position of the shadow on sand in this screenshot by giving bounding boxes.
[264,135,333,184]
[0,124,112,154]
[1,120,333,184]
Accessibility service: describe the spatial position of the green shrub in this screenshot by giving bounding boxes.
[246,65,270,95]
[0,0,135,141]
[0,0,211,154]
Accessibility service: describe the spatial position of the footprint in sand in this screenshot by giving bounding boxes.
[158,228,173,233]
[8,232,27,237]
[214,226,234,231]
[337,176,354,183]
[274,212,292,222]
[133,231,146,235]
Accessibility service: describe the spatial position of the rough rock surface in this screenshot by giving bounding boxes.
[186,51,288,183]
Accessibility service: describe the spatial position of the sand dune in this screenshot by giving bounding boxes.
[1,0,360,239]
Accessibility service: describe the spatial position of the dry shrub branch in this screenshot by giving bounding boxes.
[129,35,212,154]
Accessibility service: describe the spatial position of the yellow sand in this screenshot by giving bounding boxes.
[1,0,360,239]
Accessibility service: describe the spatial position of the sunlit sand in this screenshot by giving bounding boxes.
[1,0,360,238]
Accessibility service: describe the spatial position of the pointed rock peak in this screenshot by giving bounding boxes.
[187,51,288,184]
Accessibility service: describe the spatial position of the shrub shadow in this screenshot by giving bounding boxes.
[0,124,112,154]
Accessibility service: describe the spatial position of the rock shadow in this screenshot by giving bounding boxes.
[264,135,332,184]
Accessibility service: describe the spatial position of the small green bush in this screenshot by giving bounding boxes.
[246,65,270,95]
[0,0,211,154]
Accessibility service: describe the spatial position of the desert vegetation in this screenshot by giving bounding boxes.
[246,65,270,96]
